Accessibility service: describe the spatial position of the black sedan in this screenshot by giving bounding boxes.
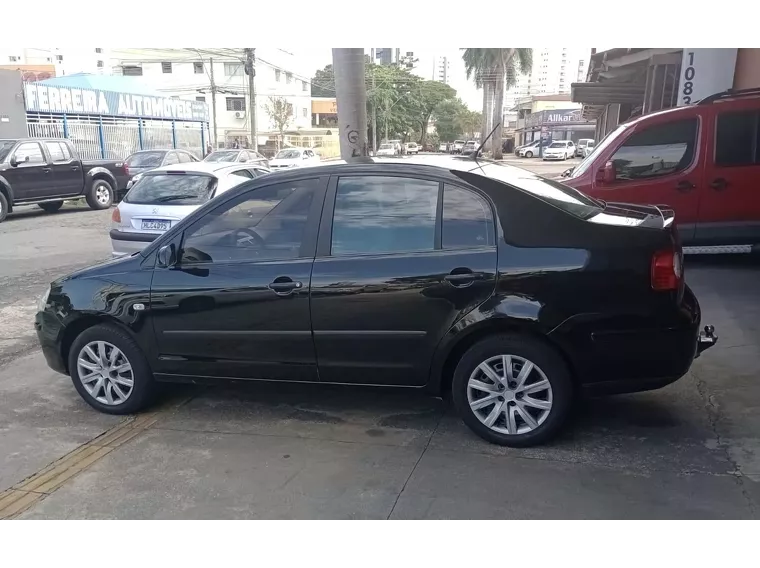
[34,156,717,447]
[203,149,269,168]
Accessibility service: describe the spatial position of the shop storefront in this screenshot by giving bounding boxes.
[516,108,596,149]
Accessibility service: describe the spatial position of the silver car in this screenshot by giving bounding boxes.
[110,162,270,257]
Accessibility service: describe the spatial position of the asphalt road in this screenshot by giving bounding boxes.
[1,162,758,519]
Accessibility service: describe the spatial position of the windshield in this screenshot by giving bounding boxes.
[461,161,603,219]
[125,173,217,205]
[0,140,17,162]
[275,150,301,160]
[570,124,628,178]
[548,142,565,148]
[204,151,238,162]
[126,151,165,168]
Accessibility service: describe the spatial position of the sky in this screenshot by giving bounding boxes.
[288,47,611,111]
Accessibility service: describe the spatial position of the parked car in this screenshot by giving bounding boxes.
[543,141,575,161]
[124,149,200,198]
[439,143,448,152]
[268,147,321,170]
[517,139,552,158]
[461,140,482,157]
[204,149,269,168]
[110,162,271,257]
[451,140,466,154]
[36,155,716,447]
[582,141,595,158]
[376,143,398,157]
[575,138,595,157]
[0,138,129,222]
[561,88,760,249]
[405,143,420,155]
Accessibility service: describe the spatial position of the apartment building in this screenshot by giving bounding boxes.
[0,47,110,76]
[504,47,592,111]
[432,56,450,85]
[372,48,416,70]
[109,48,312,148]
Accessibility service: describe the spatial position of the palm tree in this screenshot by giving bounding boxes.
[462,48,533,159]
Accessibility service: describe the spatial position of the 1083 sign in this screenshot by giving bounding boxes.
[682,51,696,105]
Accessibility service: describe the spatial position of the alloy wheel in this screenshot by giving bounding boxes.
[95,184,111,205]
[466,354,553,435]
[76,341,134,405]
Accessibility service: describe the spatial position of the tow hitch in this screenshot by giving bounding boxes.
[696,325,718,357]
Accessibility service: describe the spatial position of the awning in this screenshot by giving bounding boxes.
[571,82,646,105]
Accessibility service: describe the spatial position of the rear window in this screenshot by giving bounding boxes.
[204,151,238,162]
[125,173,217,205]
[126,151,165,168]
[461,162,604,220]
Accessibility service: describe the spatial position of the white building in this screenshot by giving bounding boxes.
[1,47,312,148]
[432,56,450,85]
[0,47,111,76]
[504,47,592,111]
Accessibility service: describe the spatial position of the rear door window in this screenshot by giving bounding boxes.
[715,110,760,166]
[124,173,217,205]
[45,141,67,162]
[330,176,438,256]
[610,118,698,180]
[443,185,495,249]
[127,151,165,168]
[163,152,180,166]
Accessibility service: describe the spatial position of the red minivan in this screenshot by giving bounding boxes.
[561,89,760,250]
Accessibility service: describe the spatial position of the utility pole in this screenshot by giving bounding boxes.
[332,48,368,159]
[244,48,257,151]
[371,71,378,154]
[209,57,218,148]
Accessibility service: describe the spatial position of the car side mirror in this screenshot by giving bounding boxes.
[9,156,18,167]
[597,160,616,184]
[157,243,177,268]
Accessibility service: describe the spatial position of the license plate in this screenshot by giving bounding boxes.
[141,219,171,231]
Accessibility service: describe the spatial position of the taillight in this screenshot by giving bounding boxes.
[123,163,129,176]
[651,249,682,291]
[111,207,121,223]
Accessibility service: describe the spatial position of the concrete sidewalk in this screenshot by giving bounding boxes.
[2,257,759,519]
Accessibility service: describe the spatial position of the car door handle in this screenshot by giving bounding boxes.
[444,270,485,286]
[675,180,695,192]
[42,168,51,174]
[268,277,303,296]
[710,178,728,191]
[71,166,80,171]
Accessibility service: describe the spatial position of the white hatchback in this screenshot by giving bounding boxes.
[268,147,321,170]
[110,162,270,257]
[542,140,575,161]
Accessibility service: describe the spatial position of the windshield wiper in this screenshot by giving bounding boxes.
[152,194,202,203]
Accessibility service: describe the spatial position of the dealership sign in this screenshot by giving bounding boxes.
[24,82,209,122]
[526,108,587,127]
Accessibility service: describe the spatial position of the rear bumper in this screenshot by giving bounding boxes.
[110,229,158,257]
[556,286,716,395]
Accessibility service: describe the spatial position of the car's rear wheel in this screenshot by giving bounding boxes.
[0,192,8,223]
[452,334,573,447]
[86,179,114,210]
[525,151,533,158]
[68,324,156,414]
[38,200,63,213]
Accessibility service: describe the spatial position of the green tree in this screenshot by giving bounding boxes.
[433,98,469,142]
[410,80,456,146]
[310,64,335,97]
[462,48,532,159]
[264,96,294,150]
[459,110,483,140]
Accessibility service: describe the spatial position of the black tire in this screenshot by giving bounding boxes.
[85,179,114,210]
[38,200,63,213]
[68,323,157,415]
[451,333,573,447]
[0,192,8,223]
[525,151,533,158]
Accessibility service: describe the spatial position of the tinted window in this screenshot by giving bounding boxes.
[715,110,760,166]
[59,142,72,160]
[126,151,165,167]
[14,142,44,165]
[611,119,697,180]
[180,179,318,264]
[163,152,179,165]
[45,141,66,162]
[0,141,16,162]
[125,174,217,205]
[331,176,438,256]
[443,185,495,249]
[178,151,193,163]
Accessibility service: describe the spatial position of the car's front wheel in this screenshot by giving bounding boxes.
[68,323,157,414]
[452,334,573,447]
[525,151,533,158]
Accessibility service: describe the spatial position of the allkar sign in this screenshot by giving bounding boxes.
[24,82,209,122]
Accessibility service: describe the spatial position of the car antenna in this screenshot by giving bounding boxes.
[472,122,500,159]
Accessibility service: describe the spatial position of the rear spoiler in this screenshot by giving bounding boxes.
[607,203,675,230]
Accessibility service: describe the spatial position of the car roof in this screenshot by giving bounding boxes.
[144,162,267,175]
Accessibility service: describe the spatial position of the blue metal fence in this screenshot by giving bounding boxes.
[26,112,209,161]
